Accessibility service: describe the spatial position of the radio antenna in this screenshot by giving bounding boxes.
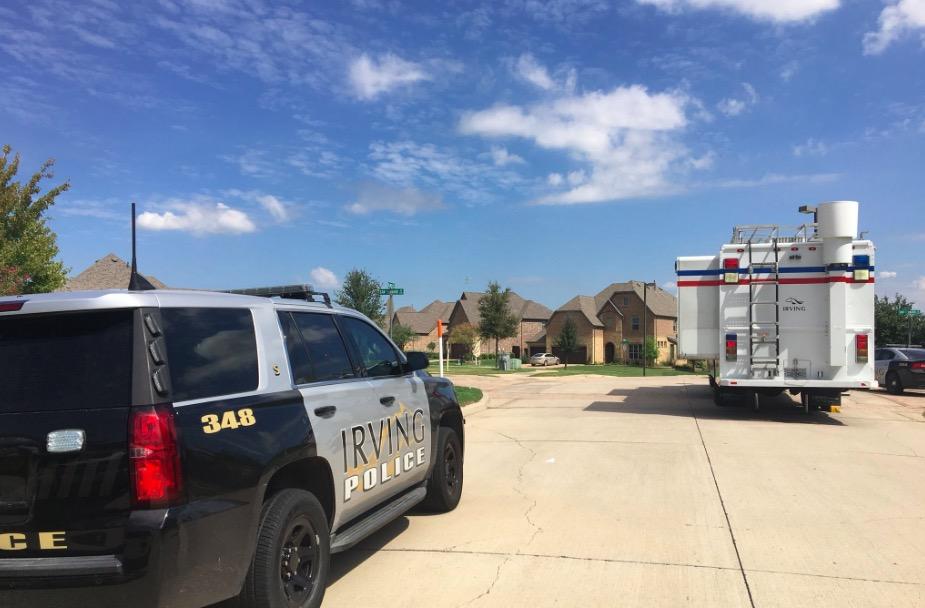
[128,202,156,291]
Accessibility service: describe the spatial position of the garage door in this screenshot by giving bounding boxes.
[552,346,587,364]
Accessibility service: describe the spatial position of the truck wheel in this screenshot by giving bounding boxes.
[712,387,728,406]
[422,427,463,512]
[886,372,904,395]
[239,489,329,608]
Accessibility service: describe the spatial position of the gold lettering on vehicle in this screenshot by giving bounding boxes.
[0,532,67,551]
[340,404,427,501]
[201,408,256,434]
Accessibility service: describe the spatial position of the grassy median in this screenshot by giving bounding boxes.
[454,386,484,406]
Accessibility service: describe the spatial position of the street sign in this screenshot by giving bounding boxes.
[379,288,404,296]
[914,309,923,316]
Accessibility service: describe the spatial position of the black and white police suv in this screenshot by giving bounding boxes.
[0,286,465,608]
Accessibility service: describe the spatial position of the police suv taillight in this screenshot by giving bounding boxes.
[725,333,738,361]
[129,404,184,508]
[723,258,739,284]
[855,334,869,363]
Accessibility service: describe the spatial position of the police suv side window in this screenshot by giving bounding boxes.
[340,316,402,378]
[291,312,355,382]
[278,312,313,384]
[160,307,259,401]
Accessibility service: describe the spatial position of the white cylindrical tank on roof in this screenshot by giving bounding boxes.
[817,200,858,265]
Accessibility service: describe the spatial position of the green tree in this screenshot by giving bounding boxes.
[478,281,518,358]
[391,323,415,351]
[426,341,437,353]
[334,268,384,324]
[0,144,69,295]
[448,322,479,361]
[876,293,925,346]
[644,336,660,366]
[554,315,579,369]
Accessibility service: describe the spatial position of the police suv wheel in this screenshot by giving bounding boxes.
[886,372,904,395]
[240,489,330,608]
[422,427,463,512]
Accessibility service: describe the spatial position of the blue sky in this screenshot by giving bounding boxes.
[2,0,924,310]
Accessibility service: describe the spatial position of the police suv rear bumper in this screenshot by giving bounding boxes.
[0,497,256,608]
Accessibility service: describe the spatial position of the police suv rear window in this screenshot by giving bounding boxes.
[160,308,258,401]
[0,310,133,413]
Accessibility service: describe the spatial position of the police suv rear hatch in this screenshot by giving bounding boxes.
[0,301,150,575]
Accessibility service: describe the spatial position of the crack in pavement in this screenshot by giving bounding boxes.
[495,430,543,549]
[453,428,542,606]
[367,547,925,588]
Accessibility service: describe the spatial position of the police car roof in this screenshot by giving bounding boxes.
[1,289,354,316]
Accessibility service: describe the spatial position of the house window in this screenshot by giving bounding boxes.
[631,315,640,331]
[673,321,677,333]
[628,343,642,361]
[623,296,629,306]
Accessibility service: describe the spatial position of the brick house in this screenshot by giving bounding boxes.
[391,300,454,352]
[545,281,678,364]
[446,291,552,359]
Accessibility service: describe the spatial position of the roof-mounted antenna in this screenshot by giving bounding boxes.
[128,202,156,291]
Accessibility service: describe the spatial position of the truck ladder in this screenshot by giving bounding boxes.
[747,239,781,378]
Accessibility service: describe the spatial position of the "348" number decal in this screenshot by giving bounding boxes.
[201,408,256,434]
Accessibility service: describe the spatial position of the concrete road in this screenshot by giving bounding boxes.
[325,375,925,607]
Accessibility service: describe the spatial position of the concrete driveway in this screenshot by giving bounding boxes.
[325,375,925,607]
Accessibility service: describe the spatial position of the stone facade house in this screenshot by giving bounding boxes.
[545,281,678,364]
[65,253,167,291]
[391,300,454,352]
[446,291,552,359]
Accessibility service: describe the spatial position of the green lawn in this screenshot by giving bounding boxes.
[444,361,533,376]
[454,386,484,407]
[530,364,701,377]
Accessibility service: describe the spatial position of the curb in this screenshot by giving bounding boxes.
[461,393,491,417]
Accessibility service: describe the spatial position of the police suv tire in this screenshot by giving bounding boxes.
[886,372,904,395]
[239,489,330,608]
[422,426,463,512]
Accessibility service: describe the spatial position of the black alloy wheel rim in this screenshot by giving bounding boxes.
[279,516,319,606]
[444,441,459,494]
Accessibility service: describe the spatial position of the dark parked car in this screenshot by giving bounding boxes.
[875,347,925,394]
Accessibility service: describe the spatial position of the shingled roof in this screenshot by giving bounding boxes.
[65,253,167,291]
[393,300,454,335]
[593,281,677,318]
[452,290,552,327]
[556,295,605,327]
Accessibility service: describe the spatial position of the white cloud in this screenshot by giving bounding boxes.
[256,194,288,221]
[138,202,256,235]
[512,53,576,93]
[490,146,525,166]
[879,270,898,279]
[717,83,758,117]
[636,0,840,23]
[547,172,564,186]
[366,140,523,203]
[346,182,445,216]
[221,149,276,178]
[223,189,293,222]
[863,0,925,55]
[715,172,840,188]
[460,84,698,204]
[515,53,555,90]
[915,276,925,290]
[793,138,829,157]
[310,266,340,290]
[349,53,429,100]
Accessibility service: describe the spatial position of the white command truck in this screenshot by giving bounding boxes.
[676,201,876,411]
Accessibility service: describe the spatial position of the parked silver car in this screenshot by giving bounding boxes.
[530,352,560,366]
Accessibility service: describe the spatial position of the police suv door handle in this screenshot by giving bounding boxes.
[313,406,337,418]
[379,396,395,406]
